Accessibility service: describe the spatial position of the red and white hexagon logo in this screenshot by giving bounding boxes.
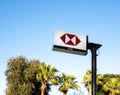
[60,33,81,46]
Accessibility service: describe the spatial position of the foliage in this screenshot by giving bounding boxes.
[5,56,80,95]
[82,70,120,95]
[102,74,120,95]
[82,70,92,93]
[6,56,120,95]
[5,56,41,95]
[58,73,80,95]
[36,62,58,95]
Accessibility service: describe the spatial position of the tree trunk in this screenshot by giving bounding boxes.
[111,90,115,95]
[63,92,67,95]
[41,88,45,95]
[63,90,67,95]
[88,81,92,95]
[40,83,46,95]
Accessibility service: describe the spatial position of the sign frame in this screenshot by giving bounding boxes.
[53,30,88,55]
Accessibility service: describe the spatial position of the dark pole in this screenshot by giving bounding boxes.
[88,43,102,95]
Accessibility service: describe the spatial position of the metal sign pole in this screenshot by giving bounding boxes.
[88,43,102,95]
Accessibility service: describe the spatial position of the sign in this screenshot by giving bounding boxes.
[53,30,88,55]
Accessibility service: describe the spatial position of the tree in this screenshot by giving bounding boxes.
[82,70,120,95]
[23,59,41,95]
[36,62,58,95]
[82,70,92,95]
[58,73,80,95]
[82,70,104,95]
[6,56,27,95]
[103,78,120,95]
[5,56,41,95]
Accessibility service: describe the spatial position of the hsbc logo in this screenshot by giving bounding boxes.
[60,33,81,46]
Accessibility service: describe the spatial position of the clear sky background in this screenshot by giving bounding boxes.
[0,0,120,95]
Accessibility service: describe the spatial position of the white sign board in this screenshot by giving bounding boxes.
[53,30,88,55]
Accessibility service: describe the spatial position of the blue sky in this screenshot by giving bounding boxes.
[0,0,120,95]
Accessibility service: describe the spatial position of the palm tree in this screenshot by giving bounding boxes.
[36,62,58,95]
[82,70,92,95]
[103,78,120,95]
[82,70,103,95]
[58,73,80,95]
